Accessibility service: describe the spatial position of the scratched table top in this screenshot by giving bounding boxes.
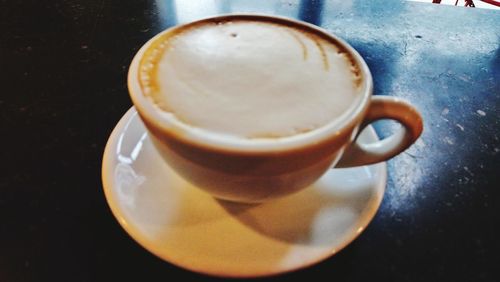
[0,0,498,281]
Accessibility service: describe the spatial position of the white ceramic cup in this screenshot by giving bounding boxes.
[128,14,423,203]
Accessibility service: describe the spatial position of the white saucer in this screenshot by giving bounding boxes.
[102,107,387,278]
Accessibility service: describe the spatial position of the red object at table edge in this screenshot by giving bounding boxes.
[432,0,499,6]
[481,0,500,7]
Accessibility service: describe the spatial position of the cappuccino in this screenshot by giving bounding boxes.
[138,18,362,139]
[126,15,423,203]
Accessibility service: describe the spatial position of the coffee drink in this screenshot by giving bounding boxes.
[128,14,423,203]
[137,17,362,139]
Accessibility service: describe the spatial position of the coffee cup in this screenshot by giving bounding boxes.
[127,14,423,203]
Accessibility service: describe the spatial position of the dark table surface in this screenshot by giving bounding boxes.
[1,0,499,281]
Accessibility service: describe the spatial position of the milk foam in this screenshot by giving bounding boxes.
[139,20,361,138]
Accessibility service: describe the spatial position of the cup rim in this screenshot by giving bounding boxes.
[127,13,373,153]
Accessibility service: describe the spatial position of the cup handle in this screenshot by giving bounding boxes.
[336,96,423,168]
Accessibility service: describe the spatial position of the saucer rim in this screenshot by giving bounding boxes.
[101,106,387,278]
